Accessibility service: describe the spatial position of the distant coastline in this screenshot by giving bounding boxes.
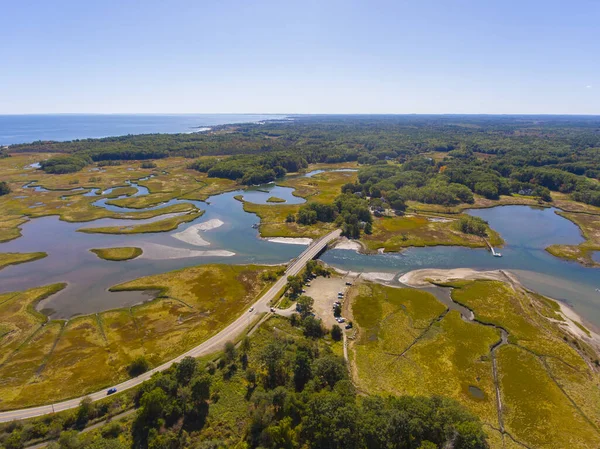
[0,113,286,146]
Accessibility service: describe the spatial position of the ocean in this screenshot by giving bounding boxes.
[0,114,286,146]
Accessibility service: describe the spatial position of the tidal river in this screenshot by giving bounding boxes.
[323,205,600,329]
[1,174,599,329]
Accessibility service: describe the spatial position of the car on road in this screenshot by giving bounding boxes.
[107,387,117,395]
[270,307,276,312]
[345,282,353,286]
[248,307,254,313]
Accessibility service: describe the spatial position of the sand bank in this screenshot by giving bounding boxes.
[398,268,506,287]
[361,272,396,282]
[140,243,234,259]
[172,219,224,246]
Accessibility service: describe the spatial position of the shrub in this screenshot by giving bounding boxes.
[128,356,150,377]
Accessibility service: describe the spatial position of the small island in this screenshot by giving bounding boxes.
[90,247,143,261]
[0,252,47,271]
[266,196,286,203]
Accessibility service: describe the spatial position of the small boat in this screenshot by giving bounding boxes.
[493,252,502,257]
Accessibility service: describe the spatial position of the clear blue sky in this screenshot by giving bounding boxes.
[1,0,598,114]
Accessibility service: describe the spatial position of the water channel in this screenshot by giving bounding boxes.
[1,170,599,329]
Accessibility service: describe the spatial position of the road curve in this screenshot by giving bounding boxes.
[0,229,342,423]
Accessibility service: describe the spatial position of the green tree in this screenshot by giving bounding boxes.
[296,295,314,318]
[331,324,343,341]
[293,350,312,391]
[191,374,212,405]
[75,397,93,428]
[312,356,347,389]
[223,340,237,363]
[176,356,197,386]
[286,275,304,298]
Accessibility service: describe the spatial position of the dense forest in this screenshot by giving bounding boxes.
[10,115,600,204]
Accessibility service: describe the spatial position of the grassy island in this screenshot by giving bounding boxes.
[90,247,143,261]
[78,209,203,234]
[0,251,47,271]
[266,196,285,203]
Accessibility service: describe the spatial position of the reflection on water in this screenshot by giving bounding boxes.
[321,206,600,329]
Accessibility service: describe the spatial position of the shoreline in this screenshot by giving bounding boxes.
[397,267,600,348]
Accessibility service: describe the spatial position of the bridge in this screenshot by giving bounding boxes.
[0,229,342,423]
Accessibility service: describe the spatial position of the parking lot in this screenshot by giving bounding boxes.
[302,272,359,328]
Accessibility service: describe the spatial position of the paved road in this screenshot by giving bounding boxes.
[0,229,341,423]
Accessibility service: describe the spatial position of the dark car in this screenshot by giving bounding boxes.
[107,387,117,395]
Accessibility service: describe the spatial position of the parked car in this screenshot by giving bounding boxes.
[345,282,353,286]
[248,307,254,313]
[345,323,353,329]
[107,387,117,395]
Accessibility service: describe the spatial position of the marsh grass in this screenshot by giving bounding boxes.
[350,279,600,448]
[351,282,499,427]
[0,265,278,410]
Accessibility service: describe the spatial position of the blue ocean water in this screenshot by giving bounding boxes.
[0,114,285,145]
